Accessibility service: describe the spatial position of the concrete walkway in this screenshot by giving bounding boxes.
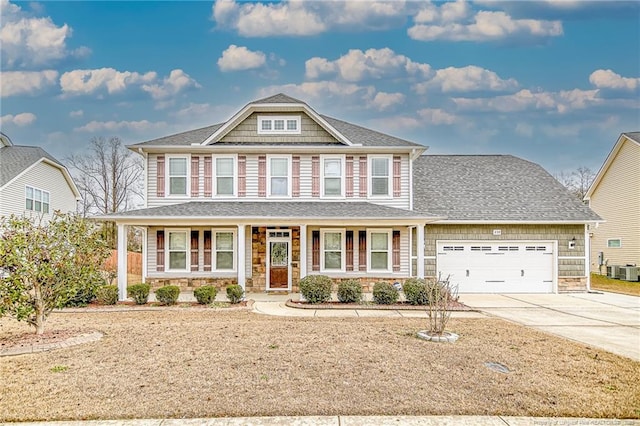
[459,292,640,361]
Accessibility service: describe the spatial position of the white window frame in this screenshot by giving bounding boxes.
[267,155,292,198]
[367,228,392,272]
[166,155,190,197]
[25,185,50,213]
[257,115,301,135]
[320,155,345,198]
[368,155,392,198]
[213,154,237,197]
[165,228,190,272]
[607,238,622,248]
[213,228,236,272]
[320,228,345,272]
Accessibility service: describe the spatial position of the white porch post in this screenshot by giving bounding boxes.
[417,224,425,279]
[237,224,246,291]
[299,224,307,279]
[117,223,128,301]
[141,227,147,284]
[585,224,591,292]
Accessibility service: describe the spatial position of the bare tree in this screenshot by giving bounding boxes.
[554,166,596,203]
[67,137,143,246]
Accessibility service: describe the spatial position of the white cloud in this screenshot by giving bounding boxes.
[414,65,518,93]
[1,112,37,127]
[0,0,90,69]
[417,108,457,125]
[172,102,213,118]
[305,48,431,82]
[0,70,58,97]
[258,81,371,101]
[373,116,423,131]
[74,119,167,133]
[515,122,534,137]
[367,92,405,111]
[212,0,411,37]
[589,69,639,91]
[69,110,83,118]
[409,4,563,42]
[217,45,266,72]
[141,69,200,99]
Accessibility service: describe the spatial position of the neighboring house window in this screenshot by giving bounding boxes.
[213,229,235,271]
[25,186,50,213]
[321,229,345,272]
[368,229,392,272]
[215,156,235,196]
[166,229,189,271]
[268,156,291,197]
[168,156,189,196]
[322,156,344,197]
[257,115,301,135]
[369,156,391,197]
[607,239,622,248]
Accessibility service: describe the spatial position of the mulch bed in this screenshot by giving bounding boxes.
[0,328,89,351]
[286,299,473,311]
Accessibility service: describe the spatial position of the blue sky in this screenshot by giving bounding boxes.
[1,0,639,175]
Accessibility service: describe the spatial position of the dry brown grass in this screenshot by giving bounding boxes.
[591,273,640,296]
[1,310,639,421]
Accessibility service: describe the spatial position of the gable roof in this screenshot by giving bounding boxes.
[130,93,425,150]
[584,132,640,200]
[0,145,80,197]
[413,155,601,222]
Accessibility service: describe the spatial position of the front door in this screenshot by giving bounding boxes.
[267,230,291,290]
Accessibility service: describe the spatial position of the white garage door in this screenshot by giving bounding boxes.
[436,241,555,293]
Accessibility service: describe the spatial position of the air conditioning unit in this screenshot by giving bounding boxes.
[606,265,620,278]
[617,266,639,282]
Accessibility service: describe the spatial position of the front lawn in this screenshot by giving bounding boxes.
[1,310,638,421]
[591,273,640,296]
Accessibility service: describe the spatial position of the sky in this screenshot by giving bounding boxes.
[1,0,639,176]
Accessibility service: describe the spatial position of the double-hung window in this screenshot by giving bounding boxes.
[215,156,235,196]
[167,229,188,271]
[25,186,50,213]
[370,156,391,197]
[268,156,290,197]
[368,229,392,272]
[168,156,188,196]
[321,229,345,271]
[213,230,235,271]
[322,157,343,197]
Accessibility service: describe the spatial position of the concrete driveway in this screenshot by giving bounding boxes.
[459,291,640,361]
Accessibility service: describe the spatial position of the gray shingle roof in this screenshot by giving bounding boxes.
[413,155,601,222]
[0,145,63,187]
[129,94,423,148]
[623,132,640,143]
[106,201,436,220]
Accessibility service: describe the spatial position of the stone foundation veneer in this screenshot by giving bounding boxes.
[146,277,237,292]
[557,277,587,293]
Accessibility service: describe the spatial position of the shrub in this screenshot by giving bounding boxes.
[337,279,363,303]
[155,285,180,305]
[194,285,217,304]
[403,278,429,305]
[95,285,118,305]
[372,281,398,305]
[299,275,332,304]
[62,275,104,307]
[127,283,150,305]
[226,284,244,304]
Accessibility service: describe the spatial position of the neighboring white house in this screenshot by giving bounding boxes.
[104,94,601,300]
[0,133,80,220]
[584,132,640,274]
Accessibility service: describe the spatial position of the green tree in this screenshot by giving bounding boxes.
[0,213,110,334]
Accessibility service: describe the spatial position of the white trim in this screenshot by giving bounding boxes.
[368,155,393,199]
[299,224,307,279]
[367,228,393,273]
[141,227,147,284]
[266,229,292,291]
[416,225,425,278]
[237,225,245,289]
[213,154,237,197]
[165,228,190,272]
[320,228,346,272]
[257,115,301,135]
[320,155,345,198]
[166,155,190,197]
[267,154,292,198]
[0,157,81,199]
[607,238,622,248]
[584,224,591,291]
[117,224,128,301]
[212,228,237,272]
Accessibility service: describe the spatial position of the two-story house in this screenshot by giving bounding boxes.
[0,132,80,221]
[106,94,600,300]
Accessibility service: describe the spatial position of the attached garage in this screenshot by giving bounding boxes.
[436,241,555,293]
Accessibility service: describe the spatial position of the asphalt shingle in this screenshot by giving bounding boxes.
[0,145,63,187]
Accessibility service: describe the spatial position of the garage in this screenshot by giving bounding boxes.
[436,241,555,293]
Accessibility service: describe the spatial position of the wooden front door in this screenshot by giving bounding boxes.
[267,231,291,290]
